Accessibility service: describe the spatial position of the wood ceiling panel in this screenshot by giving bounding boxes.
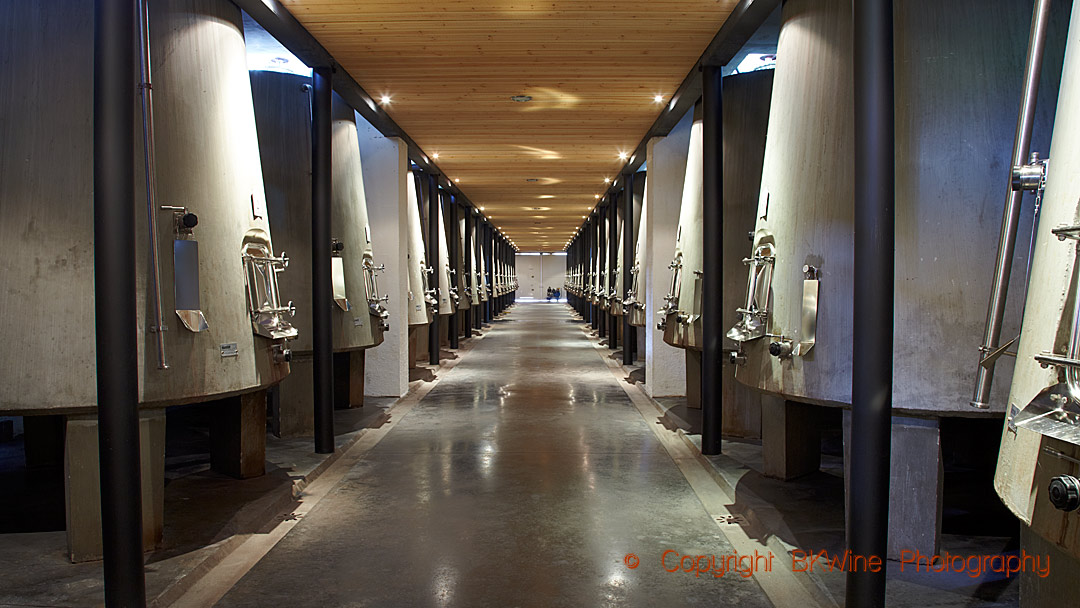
[282,0,735,250]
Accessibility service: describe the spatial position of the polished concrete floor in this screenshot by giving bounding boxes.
[217,303,772,607]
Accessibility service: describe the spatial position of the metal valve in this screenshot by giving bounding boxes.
[273,344,292,364]
[727,350,747,365]
[769,340,793,358]
[331,239,345,254]
[1011,152,1048,193]
[1049,475,1080,511]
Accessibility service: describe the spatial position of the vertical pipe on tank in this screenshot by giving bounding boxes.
[137,0,167,370]
[847,0,894,604]
[701,64,724,456]
[311,65,334,454]
[971,0,1054,409]
[623,174,636,365]
[94,0,147,604]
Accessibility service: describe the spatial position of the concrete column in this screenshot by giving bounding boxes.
[843,411,942,560]
[64,409,165,563]
[356,119,409,398]
[643,110,694,398]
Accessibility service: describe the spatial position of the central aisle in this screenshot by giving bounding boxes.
[218,303,771,607]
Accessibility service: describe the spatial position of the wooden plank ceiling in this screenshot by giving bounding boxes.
[282,0,737,251]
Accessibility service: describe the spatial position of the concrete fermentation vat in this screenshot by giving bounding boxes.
[0,0,296,561]
[251,71,387,437]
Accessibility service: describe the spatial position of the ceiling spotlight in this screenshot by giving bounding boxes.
[618,152,629,161]
[654,94,664,103]
[582,215,587,218]
[603,177,611,184]
[526,178,539,182]
[432,152,440,160]
[479,206,485,210]
[379,94,392,105]
[510,95,533,103]
[594,195,600,199]
[454,178,460,183]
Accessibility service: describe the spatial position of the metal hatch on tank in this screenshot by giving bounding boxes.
[0,0,294,561]
[251,71,386,436]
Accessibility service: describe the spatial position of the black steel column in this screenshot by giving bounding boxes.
[609,191,619,350]
[847,0,894,605]
[426,172,440,365]
[597,206,606,337]
[701,65,724,456]
[447,193,459,349]
[622,175,635,365]
[311,65,334,454]
[94,1,147,604]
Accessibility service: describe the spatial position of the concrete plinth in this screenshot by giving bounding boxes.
[276,354,315,438]
[685,349,701,409]
[64,409,165,563]
[210,390,267,480]
[843,412,942,560]
[762,397,821,480]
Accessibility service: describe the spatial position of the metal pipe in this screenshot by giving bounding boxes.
[847,0,894,604]
[623,174,636,365]
[427,172,440,365]
[94,0,147,604]
[311,65,334,454]
[701,64,724,456]
[971,0,1053,409]
[137,0,167,370]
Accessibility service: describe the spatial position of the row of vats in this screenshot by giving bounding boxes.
[567,0,1080,595]
[0,0,516,563]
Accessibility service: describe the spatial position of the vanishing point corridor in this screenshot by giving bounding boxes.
[216,303,770,607]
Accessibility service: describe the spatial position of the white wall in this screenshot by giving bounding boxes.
[356,117,409,398]
[516,253,566,299]
[644,109,693,397]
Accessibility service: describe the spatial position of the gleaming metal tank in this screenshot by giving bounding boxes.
[660,115,704,350]
[0,0,292,414]
[406,171,435,326]
[251,72,386,354]
[436,197,456,315]
[731,0,1060,414]
[995,0,1080,562]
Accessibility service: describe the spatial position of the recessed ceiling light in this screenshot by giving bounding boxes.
[379,94,392,105]
[526,178,539,182]
[432,152,440,160]
[510,95,533,103]
[594,195,600,199]
[454,178,460,183]
[538,195,555,199]
[654,94,664,103]
[618,152,629,161]
[604,178,611,184]
[479,206,485,210]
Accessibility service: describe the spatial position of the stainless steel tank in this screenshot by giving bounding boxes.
[659,113,704,351]
[730,0,1059,415]
[628,178,649,327]
[437,197,456,315]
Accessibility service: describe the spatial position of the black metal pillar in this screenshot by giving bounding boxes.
[622,175,635,365]
[94,1,147,604]
[426,172,440,365]
[597,206,606,337]
[701,65,724,456]
[847,0,894,605]
[311,65,334,454]
[609,191,619,350]
[447,193,459,349]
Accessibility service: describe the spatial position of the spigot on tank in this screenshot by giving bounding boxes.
[769,339,794,358]
[1049,475,1080,511]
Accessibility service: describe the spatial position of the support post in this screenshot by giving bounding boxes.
[311,65,334,454]
[701,64,724,455]
[609,192,619,350]
[847,0,894,604]
[93,0,146,602]
[623,174,636,364]
[448,193,459,349]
